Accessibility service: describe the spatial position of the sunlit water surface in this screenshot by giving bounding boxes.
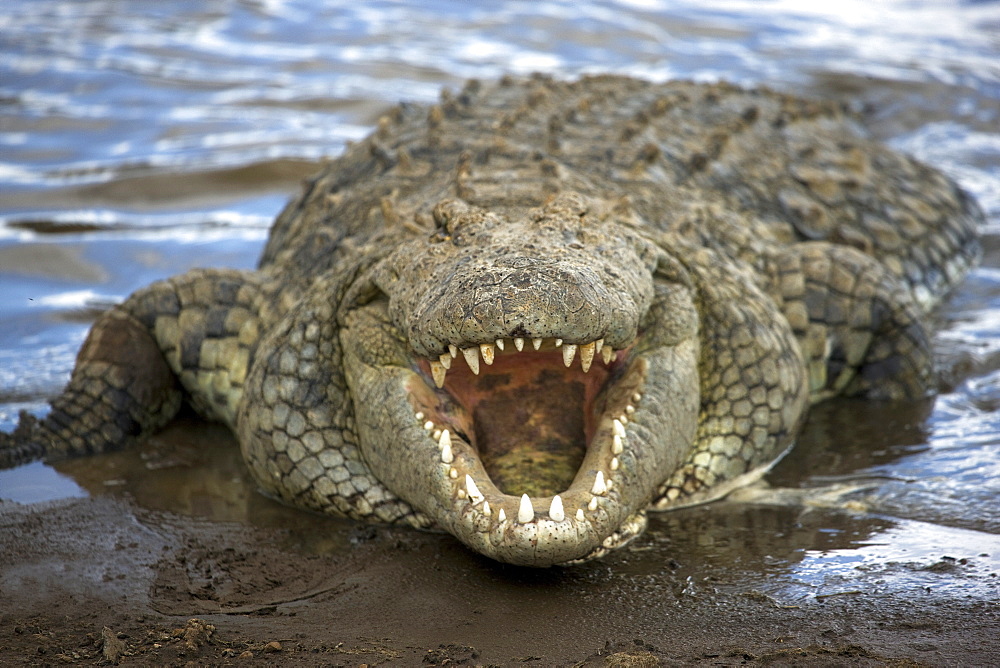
[1,0,998,600]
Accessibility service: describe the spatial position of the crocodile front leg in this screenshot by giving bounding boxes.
[652,249,810,509]
[237,274,434,530]
[0,268,269,468]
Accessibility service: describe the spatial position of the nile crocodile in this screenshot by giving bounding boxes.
[0,75,982,566]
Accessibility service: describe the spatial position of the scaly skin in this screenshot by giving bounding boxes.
[0,75,982,566]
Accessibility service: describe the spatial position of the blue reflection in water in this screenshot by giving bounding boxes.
[0,460,87,504]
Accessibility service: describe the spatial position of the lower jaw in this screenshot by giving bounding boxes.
[401,355,653,566]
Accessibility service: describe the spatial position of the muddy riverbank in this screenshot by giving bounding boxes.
[2,418,997,666]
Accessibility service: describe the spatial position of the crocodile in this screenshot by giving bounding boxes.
[0,75,982,566]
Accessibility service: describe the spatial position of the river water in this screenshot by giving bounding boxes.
[1,0,998,605]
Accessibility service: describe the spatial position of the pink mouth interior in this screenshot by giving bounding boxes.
[418,348,621,497]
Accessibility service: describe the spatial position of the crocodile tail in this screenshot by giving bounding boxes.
[0,413,48,467]
[0,307,184,469]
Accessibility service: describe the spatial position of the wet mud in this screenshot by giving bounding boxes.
[2,417,997,666]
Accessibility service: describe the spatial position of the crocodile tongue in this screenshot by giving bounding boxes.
[341,298,701,566]
[470,366,586,499]
[428,345,606,499]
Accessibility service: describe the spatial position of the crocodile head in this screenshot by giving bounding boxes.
[341,192,701,566]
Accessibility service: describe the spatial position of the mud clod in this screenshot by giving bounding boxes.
[100,626,127,664]
[176,618,215,651]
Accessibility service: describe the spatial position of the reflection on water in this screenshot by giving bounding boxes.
[1,0,998,602]
[0,460,87,503]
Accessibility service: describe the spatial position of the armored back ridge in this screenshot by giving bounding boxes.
[1,76,982,566]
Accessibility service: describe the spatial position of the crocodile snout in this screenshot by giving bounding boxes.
[382,197,657,361]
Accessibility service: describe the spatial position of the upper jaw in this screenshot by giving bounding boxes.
[382,203,659,363]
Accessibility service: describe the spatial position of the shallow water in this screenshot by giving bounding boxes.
[1,0,998,603]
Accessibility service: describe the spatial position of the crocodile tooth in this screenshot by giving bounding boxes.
[632,392,642,402]
[562,343,577,368]
[613,418,626,439]
[423,420,435,431]
[576,508,585,522]
[439,353,452,370]
[415,411,425,421]
[549,494,565,521]
[601,345,614,365]
[480,342,495,365]
[588,496,599,511]
[498,507,507,523]
[513,337,524,351]
[449,467,458,478]
[495,338,505,351]
[591,471,607,495]
[611,457,620,471]
[432,429,441,440]
[595,338,604,354]
[439,430,454,463]
[625,404,635,415]
[554,338,563,347]
[518,494,534,523]
[462,347,480,375]
[579,341,595,372]
[465,474,483,503]
[612,434,624,455]
[619,414,629,425]
[431,360,447,388]
[482,500,491,516]
[532,338,542,351]
[448,344,458,358]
